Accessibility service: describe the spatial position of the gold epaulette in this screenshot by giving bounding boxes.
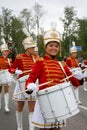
[16,54,23,59]
[36,57,44,62]
[67,57,71,60]
[61,61,67,67]
[9,58,12,62]
[84,60,87,62]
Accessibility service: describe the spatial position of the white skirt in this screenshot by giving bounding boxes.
[12,76,38,101]
[0,69,13,85]
[32,99,66,128]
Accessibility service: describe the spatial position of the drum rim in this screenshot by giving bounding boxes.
[37,81,72,95]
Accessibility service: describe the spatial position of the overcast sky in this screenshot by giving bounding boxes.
[0,0,87,33]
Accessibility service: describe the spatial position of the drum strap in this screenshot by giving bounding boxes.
[7,58,11,66]
[58,61,69,82]
[32,55,36,63]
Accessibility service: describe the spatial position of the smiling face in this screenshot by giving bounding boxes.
[71,52,77,58]
[45,41,60,56]
[2,50,10,58]
[25,47,35,56]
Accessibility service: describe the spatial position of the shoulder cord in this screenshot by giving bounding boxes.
[32,55,36,63]
[58,61,69,82]
[7,58,11,66]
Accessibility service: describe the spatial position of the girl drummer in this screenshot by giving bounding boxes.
[0,38,12,112]
[25,22,83,130]
[8,35,39,130]
[66,41,82,104]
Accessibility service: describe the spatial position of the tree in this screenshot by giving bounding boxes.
[32,2,46,57]
[37,34,45,56]
[33,2,45,36]
[77,18,87,58]
[60,6,79,57]
[10,16,24,53]
[0,7,13,42]
[0,7,26,53]
[0,4,45,55]
[19,9,36,35]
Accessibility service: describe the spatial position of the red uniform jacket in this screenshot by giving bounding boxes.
[8,53,38,78]
[84,60,87,65]
[0,56,12,70]
[66,56,79,68]
[26,54,82,90]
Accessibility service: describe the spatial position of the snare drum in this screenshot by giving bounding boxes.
[0,69,13,85]
[13,75,38,101]
[37,82,79,123]
[70,67,82,103]
[70,67,82,75]
[18,75,29,87]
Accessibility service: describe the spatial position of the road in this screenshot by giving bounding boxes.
[0,83,87,130]
[62,85,87,130]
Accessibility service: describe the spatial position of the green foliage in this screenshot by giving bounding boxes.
[0,5,87,60]
[10,17,25,53]
[77,18,87,59]
[60,6,81,58]
[37,35,45,56]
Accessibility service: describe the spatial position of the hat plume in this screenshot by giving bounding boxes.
[22,28,30,37]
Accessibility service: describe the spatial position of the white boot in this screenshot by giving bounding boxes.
[4,93,10,112]
[16,111,23,130]
[0,93,1,109]
[75,88,82,105]
[29,112,34,130]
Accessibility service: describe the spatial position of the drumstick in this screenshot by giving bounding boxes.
[10,70,32,84]
[13,80,53,96]
[60,68,87,82]
[23,70,32,73]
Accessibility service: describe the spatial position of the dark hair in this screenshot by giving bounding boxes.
[46,41,60,47]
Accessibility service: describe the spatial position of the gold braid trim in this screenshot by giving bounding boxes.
[61,61,67,67]
[36,57,44,62]
[16,54,23,59]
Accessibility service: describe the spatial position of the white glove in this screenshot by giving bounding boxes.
[15,70,23,75]
[27,83,37,91]
[81,63,85,67]
[83,70,87,77]
[74,70,83,80]
[84,65,87,68]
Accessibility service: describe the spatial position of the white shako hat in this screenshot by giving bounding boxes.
[22,28,36,50]
[0,38,9,52]
[43,21,61,45]
[22,36,36,50]
[70,41,77,53]
[34,46,38,52]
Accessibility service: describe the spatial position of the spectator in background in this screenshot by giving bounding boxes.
[63,55,67,62]
[78,54,84,69]
[7,37,17,63]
